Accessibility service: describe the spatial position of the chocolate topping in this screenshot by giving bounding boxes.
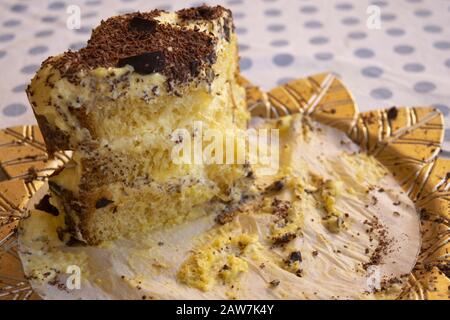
[45,9,223,86]
[177,5,230,21]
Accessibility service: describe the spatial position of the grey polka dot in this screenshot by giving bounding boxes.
[273,53,295,67]
[227,0,243,5]
[348,31,367,40]
[304,20,322,29]
[42,16,58,23]
[354,48,374,58]
[403,63,425,73]
[48,1,66,10]
[69,42,85,50]
[314,52,334,61]
[441,150,450,158]
[341,17,359,26]
[12,84,27,93]
[381,13,396,22]
[300,5,318,14]
[85,0,102,5]
[236,27,247,35]
[3,103,27,117]
[423,25,442,34]
[75,26,93,34]
[445,59,450,68]
[414,9,432,17]
[371,0,388,7]
[361,66,383,78]
[386,27,405,36]
[120,0,137,2]
[0,34,15,42]
[309,36,329,45]
[239,44,249,52]
[267,24,285,32]
[156,4,172,11]
[240,57,253,71]
[270,39,289,47]
[10,4,27,12]
[3,19,21,27]
[433,104,449,116]
[35,30,54,38]
[277,77,295,86]
[234,12,245,19]
[265,8,281,17]
[82,12,98,19]
[394,45,415,54]
[414,81,436,93]
[406,0,423,3]
[335,3,353,10]
[29,46,49,55]
[117,8,134,14]
[370,87,393,100]
[445,129,450,141]
[0,51,6,59]
[21,64,40,75]
[434,41,450,50]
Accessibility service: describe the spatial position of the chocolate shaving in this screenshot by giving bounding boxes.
[35,195,59,216]
[286,251,302,264]
[265,180,285,194]
[272,232,296,247]
[129,16,157,33]
[95,197,114,209]
[387,106,398,121]
[117,51,165,75]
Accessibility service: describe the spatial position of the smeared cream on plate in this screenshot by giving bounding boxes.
[18,114,421,299]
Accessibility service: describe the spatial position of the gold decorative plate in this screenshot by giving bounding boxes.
[1,74,449,300]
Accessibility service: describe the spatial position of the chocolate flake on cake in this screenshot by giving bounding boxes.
[128,16,157,33]
[35,194,60,216]
[117,51,165,75]
[387,106,398,121]
[95,197,114,209]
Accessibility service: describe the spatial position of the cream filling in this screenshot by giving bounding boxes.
[18,115,421,300]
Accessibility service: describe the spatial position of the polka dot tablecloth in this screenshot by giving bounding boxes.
[1,0,449,155]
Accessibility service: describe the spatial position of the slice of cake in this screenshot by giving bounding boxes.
[27,5,254,244]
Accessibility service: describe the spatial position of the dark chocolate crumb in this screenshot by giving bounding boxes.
[286,251,302,264]
[35,194,59,216]
[265,180,285,193]
[269,279,280,288]
[129,16,157,33]
[95,197,114,209]
[272,232,296,247]
[387,106,398,121]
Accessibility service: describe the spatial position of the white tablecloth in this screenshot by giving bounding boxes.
[0,0,449,155]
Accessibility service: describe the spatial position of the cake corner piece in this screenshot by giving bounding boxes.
[27,5,252,245]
